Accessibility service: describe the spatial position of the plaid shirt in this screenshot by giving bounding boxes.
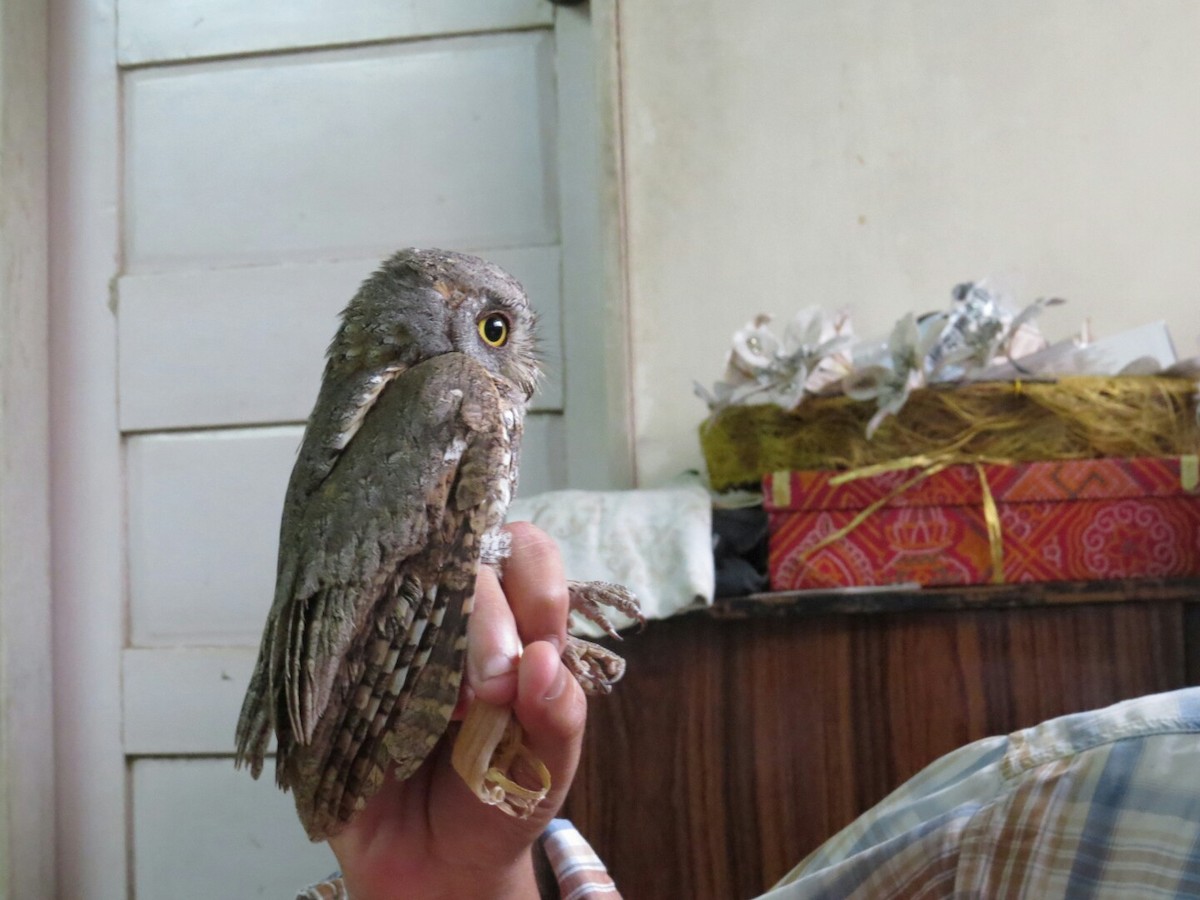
[764,687,1200,899]
[301,688,1200,899]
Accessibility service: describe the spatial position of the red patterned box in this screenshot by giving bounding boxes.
[765,456,1200,589]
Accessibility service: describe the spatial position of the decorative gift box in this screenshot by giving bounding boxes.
[764,455,1200,590]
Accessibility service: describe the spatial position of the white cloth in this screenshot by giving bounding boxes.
[506,481,714,636]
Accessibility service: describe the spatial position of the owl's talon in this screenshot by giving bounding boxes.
[567,579,645,640]
[562,635,626,695]
[562,580,642,694]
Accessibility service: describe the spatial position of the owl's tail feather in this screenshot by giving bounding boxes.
[234,665,272,780]
[451,699,550,818]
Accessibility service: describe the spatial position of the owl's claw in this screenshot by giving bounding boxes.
[562,636,627,695]
[560,580,643,694]
[566,579,645,640]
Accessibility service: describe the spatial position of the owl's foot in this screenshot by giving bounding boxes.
[562,636,627,695]
[566,579,644,639]
[561,580,642,694]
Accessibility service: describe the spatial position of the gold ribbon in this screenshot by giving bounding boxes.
[1181,454,1199,492]
[784,453,1007,584]
[974,463,1005,584]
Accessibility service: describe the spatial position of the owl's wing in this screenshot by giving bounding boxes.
[235,354,508,811]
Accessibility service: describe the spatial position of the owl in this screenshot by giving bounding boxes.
[234,248,639,841]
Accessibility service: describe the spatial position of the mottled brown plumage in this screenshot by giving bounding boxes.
[234,248,640,841]
[234,249,536,839]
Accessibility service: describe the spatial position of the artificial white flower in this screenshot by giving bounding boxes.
[695,282,1064,436]
[729,315,779,376]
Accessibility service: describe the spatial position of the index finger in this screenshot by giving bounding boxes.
[501,522,569,653]
[465,565,523,708]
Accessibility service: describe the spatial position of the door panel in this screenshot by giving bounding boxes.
[123,32,558,271]
[123,648,256,755]
[118,0,552,65]
[131,758,336,900]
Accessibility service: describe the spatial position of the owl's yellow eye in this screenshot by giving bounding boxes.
[478,313,510,347]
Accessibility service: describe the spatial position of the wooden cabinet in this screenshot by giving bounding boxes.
[563,583,1200,899]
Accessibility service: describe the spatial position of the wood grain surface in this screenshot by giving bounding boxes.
[562,600,1190,900]
[1187,603,1200,686]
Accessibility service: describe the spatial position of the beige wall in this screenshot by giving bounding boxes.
[617,0,1200,484]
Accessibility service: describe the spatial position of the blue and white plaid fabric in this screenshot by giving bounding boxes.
[763,688,1200,899]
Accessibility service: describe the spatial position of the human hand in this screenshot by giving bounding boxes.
[327,522,585,900]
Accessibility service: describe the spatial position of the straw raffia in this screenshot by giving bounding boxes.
[700,376,1200,491]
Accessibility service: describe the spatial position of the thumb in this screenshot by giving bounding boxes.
[513,640,587,820]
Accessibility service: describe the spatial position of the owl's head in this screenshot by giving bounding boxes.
[330,248,541,401]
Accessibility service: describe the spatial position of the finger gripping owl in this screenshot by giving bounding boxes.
[234,248,641,841]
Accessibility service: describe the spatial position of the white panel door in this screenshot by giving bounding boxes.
[119,14,565,892]
[51,2,627,896]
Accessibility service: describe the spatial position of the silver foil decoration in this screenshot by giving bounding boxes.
[697,280,1064,437]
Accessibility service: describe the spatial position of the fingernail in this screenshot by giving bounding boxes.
[479,651,517,682]
[474,624,522,684]
[543,662,568,702]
